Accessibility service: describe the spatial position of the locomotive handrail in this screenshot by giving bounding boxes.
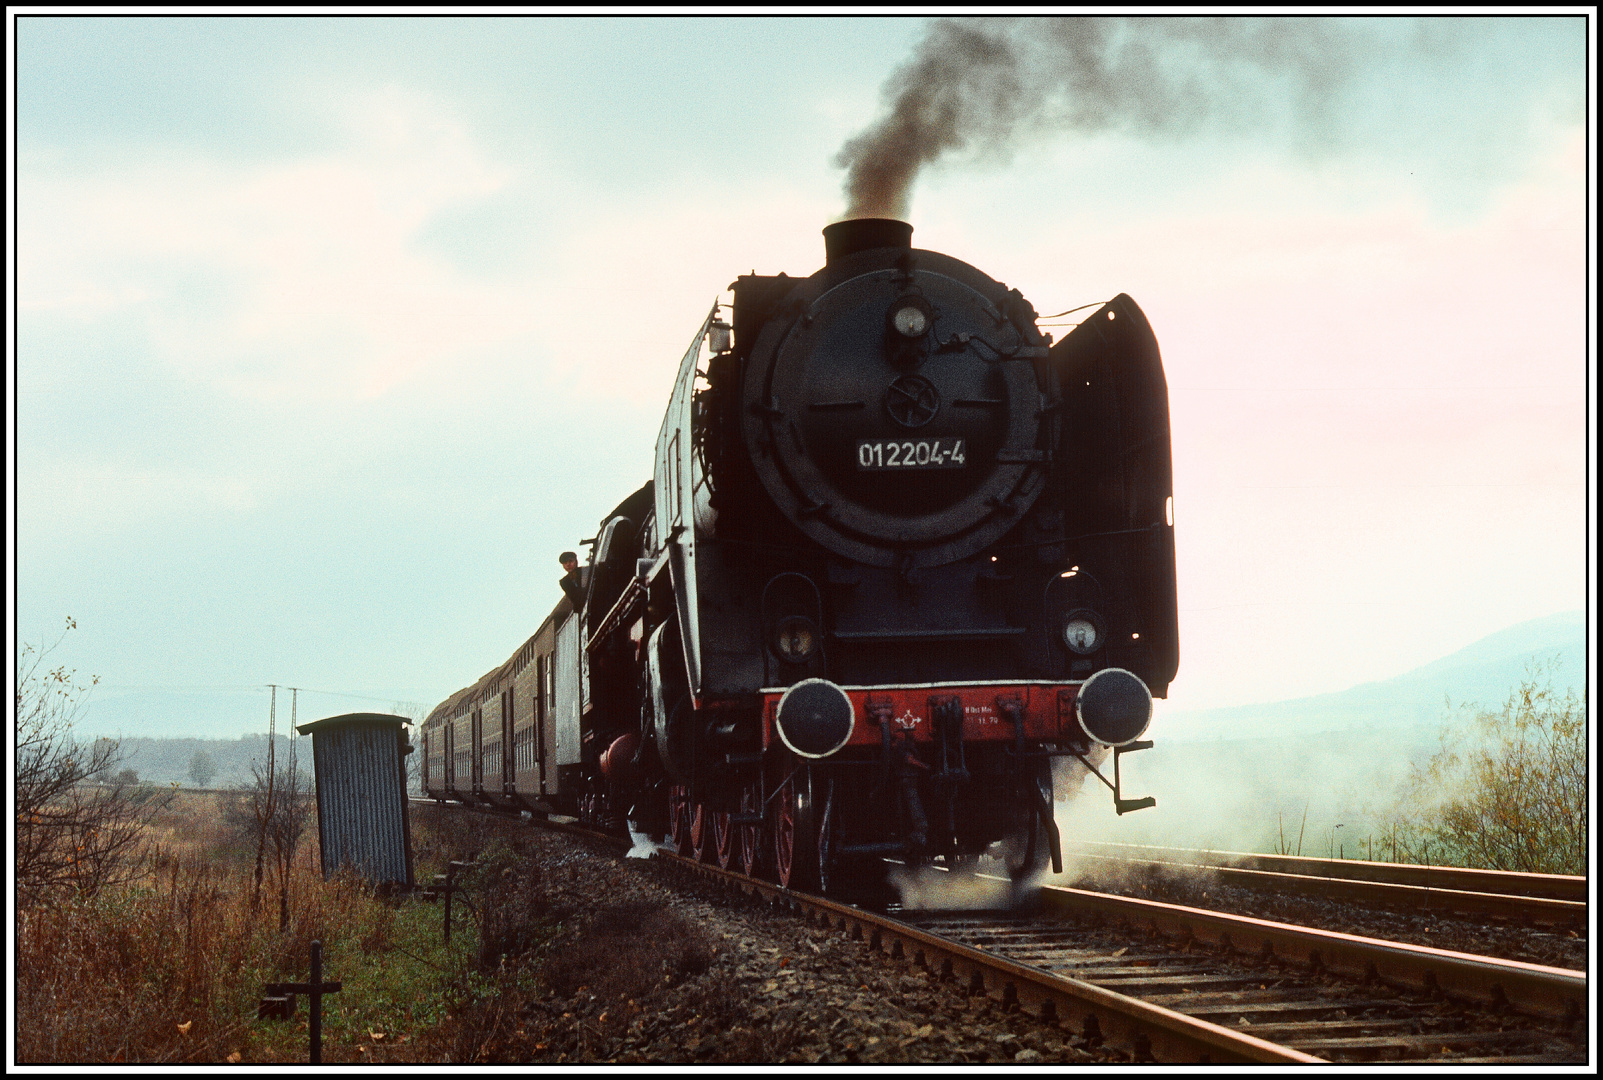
[586,577,647,653]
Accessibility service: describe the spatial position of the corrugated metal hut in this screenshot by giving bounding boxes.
[295,712,414,888]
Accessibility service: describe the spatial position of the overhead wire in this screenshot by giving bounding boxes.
[94,682,432,707]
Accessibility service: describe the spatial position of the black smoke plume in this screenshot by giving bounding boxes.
[834,16,1365,221]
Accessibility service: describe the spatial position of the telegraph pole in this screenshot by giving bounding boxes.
[267,684,278,815]
[254,684,280,909]
[288,687,299,786]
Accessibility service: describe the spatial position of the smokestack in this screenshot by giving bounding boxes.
[823,218,913,265]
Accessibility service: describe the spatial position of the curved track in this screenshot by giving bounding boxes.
[1059,841,1586,928]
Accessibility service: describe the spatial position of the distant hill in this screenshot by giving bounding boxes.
[1159,610,1586,743]
[108,733,308,790]
[97,731,422,795]
[71,685,422,741]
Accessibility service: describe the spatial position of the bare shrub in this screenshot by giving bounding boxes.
[266,765,314,928]
[15,619,172,906]
[237,756,314,919]
[1379,663,1586,874]
[464,838,551,970]
[389,700,430,797]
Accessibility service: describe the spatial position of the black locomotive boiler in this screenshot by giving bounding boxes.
[422,218,1178,893]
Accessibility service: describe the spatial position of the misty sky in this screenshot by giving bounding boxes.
[13,15,1591,739]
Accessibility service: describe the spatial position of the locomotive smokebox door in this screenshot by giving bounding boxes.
[740,220,1056,572]
[295,712,415,889]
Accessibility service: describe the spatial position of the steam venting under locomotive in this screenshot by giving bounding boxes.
[422,219,1179,894]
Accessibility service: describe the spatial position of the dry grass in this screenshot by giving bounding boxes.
[142,791,262,871]
[14,791,431,1064]
[16,793,781,1064]
[20,853,265,1063]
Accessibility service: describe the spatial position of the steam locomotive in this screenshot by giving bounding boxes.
[421,218,1177,892]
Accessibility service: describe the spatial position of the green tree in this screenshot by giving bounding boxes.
[188,749,218,788]
[1383,662,1585,874]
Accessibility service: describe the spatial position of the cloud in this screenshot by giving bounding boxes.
[22,87,533,403]
[21,83,862,417]
[17,27,1584,736]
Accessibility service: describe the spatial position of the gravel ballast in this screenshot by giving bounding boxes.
[398,815,1583,1065]
[499,829,1119,1065]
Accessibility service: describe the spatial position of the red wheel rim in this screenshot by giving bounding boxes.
[668,784,692,855]
[774,776,797,888]
[690,802,709,862]
[737,782,760,876]
[713,809,733,869]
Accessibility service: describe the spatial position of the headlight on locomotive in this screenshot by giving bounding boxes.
[1061,609,1105,655]
[887,294,932,339]
[1075,667,1153,747]
[774,615,820,664]
[775,678,855,759]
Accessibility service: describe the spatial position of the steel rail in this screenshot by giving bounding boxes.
[414,802,1584,1060]
[655,851,1321,1064]
[1064,840,1587,902]
[1062,851,1586,928]
[1035,883,1587,1024]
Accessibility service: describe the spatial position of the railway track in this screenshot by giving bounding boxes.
[416,800,1589,1064]
[684,862,1587,1064]
[1058,841,1587,928]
